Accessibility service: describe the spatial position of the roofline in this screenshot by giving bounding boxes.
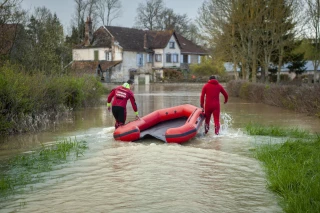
[172,32,182,48]
[73,46,112,49]
[103,26,114,38]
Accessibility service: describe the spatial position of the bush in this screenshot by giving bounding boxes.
[0,63,105,134]
[227,80,320,117]
[190,58,225,76]
[163,69,183,81]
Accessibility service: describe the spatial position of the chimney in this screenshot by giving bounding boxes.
[84,16,93,46]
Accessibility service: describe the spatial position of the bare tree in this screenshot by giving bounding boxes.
[86,0,99,29]
[134,0,164,30]
[97,0,121,26]
[197,0,298,83]
[0,0,25,24]
[157,8,190,35]
[72,0,88,41]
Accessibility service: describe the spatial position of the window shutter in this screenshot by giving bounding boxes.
[180,55,183,63]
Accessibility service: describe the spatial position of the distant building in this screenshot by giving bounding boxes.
[224,61,320,81]
[72,17,208,83]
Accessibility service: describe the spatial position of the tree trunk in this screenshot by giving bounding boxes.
[277,45,284,83]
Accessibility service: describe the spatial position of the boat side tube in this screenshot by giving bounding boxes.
[165,107,204,143]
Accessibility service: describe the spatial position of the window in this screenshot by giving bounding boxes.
[166,54,172,63]
[137,53,143,67]
[105,52,112,61]
[183,55,188,63]
[155,54,162,62]
[172,54,179,63]
[169,41,175,49]
[94,50,99,61]
[147,53,153,63]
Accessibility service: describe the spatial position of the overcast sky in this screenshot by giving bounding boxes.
[21,0,205,34]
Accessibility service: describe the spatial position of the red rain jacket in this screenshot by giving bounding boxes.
[200,79,228,109]
[107,86,138,112]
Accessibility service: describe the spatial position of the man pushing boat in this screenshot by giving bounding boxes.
[107,79,139,129]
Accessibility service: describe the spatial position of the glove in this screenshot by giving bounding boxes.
[107,103,111,112]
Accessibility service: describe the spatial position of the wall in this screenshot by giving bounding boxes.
[73,47,112,61]
[163,35,181,68]
[154,49,164,68]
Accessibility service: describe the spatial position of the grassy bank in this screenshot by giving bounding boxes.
[0,63,107,134]
[227,80,320,118]
[246,124,320,212]
[0,138,88,198]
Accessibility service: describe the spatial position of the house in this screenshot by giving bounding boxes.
[279,61,320,81]
[224,61,320,81]
[72,17,208,84]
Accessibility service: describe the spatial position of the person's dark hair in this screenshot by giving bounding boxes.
[127,79,134,84]
[209,75,216,80]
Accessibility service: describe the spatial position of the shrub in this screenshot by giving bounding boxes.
[227,80,320,116]
[0,63,105,134]
[190,58,225,77]
[163,69,183,81]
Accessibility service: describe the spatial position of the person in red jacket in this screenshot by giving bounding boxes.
[200,75,228,135]
[107,79,139,129]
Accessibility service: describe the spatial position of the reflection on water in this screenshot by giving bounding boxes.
[1,83,320,212]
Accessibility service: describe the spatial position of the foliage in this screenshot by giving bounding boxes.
[197,0,298,83]
[227,80,320,117]
[0,63,105,134]
[190,57,225,77]
[287,53,307,77]
[0,138,88,197]
[24,8,65,74]
[163,69,183,80]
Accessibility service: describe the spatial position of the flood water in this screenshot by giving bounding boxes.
[1,83,320,213]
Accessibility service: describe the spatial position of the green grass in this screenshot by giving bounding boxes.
[0,138,87,197]
[247,124,320,212]
[245,123,311,138]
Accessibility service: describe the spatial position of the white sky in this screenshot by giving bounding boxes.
[21,0,205,34]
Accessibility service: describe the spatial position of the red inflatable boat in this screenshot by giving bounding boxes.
[113,104,205,143]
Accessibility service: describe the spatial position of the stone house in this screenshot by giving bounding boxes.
[72,17,207,84]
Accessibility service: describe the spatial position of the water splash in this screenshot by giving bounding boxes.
[219,112,233,134]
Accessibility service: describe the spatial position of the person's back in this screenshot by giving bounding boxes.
[110,85,135,109]
[201,79,225,108]
[200,75,228,135]
[107,80,139,129]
